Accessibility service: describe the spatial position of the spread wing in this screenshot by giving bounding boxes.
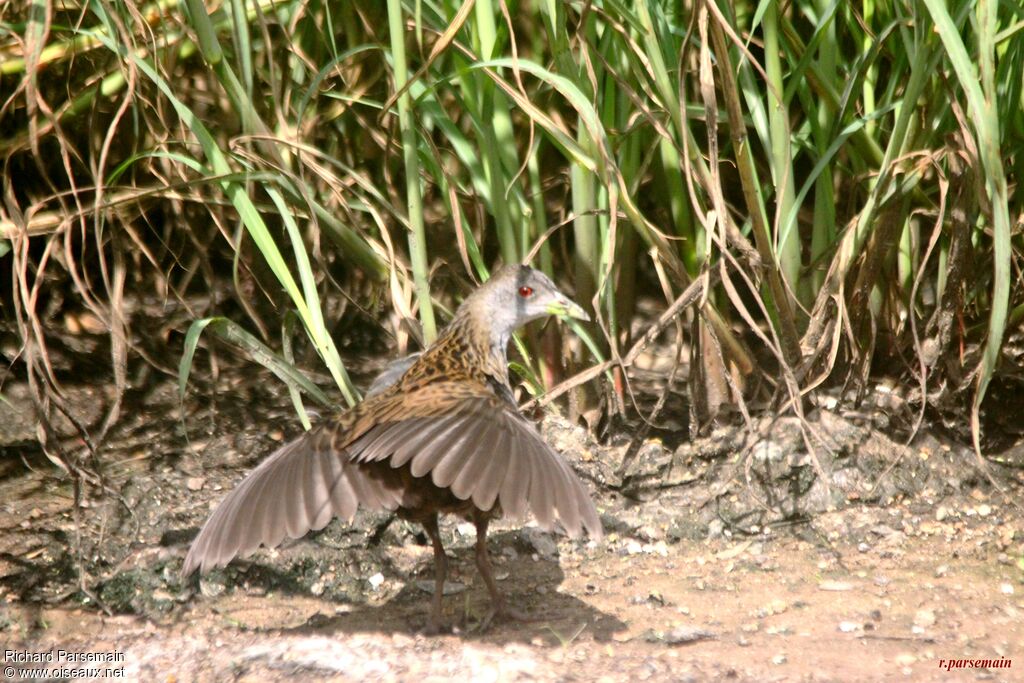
[181,424,403,576]
[183,385,601,576]
[348,395,602,540]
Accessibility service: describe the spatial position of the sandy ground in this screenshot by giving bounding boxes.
[2,483,1021,681]
[1,379,1022,682]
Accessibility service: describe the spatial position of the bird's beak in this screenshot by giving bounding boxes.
[548,295,590,322]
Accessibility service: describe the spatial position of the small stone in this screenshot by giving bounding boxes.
[978,504,992,517]
[523,529,559,558]
[894,653,917,666]
[414,580,465,596]
[368,572,385,590]
[772,653,787,665]
[663,626,716,645]
[647,541,669,557]
[186,477,205,491]
[752,441,783,462]
[1000,583,1014,595]
[838,621,862,633]
[818,581,854,592]
[757,599,787,616]
[310,581,325,596]
[857,542,870,553]
[934,564,949,578]
[199,576,226,598]
[626,540,643,555]
[935,506,949,522]
[913,608,936,628]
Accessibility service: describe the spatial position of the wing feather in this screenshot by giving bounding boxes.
[471,427,509,511]
[184,390,602,578]
[395,397,601,539]
[183,425,403,576]
[430,423,480,488]
[392,416,460,468]
[524,438,554,528]
[450,420,500,500]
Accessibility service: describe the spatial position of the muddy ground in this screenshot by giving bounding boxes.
[1,366,1022,682]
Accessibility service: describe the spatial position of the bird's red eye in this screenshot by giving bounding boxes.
[518,286,534,297]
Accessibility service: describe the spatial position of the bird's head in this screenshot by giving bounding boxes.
[491,264,589,328]
[457,265,590,342]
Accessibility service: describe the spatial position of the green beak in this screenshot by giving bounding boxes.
[547,296,590,322]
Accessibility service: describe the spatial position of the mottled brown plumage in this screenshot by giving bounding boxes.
[182,265,601,631]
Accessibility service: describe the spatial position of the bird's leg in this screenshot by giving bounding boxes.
[421,514,448,634]
[473,511,534,627]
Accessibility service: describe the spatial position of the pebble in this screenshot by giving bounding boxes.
[523,529,559,558]
[368,572,385,590]
[838,621,862,633]
[199,577,226,598]
[662,626,716,645]
[752,441,783,462]
[913,608,936,628]
[819,580,854,591]
[186,477,205,491]
[414,580,465,596]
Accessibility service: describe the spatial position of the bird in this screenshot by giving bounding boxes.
[182,264,603,632]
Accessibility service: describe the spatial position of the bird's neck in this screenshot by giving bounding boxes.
[399,305,512,391]
[446,307,512,382]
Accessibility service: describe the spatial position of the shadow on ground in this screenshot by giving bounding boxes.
[176,529,626,646]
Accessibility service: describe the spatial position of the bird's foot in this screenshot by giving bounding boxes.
[474,604,540,632]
